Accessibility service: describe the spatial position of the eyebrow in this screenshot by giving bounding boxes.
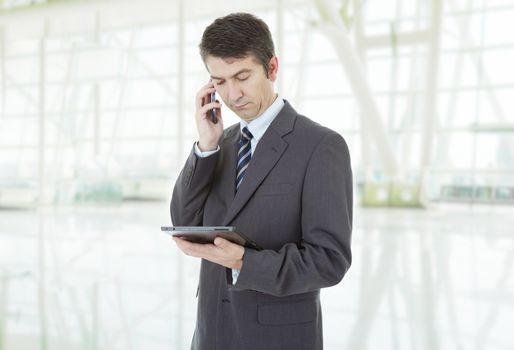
[210,68,252,80]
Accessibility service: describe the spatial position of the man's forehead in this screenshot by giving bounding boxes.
[206,55,260,76]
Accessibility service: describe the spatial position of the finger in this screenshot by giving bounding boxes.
[213,237,241,256]
[173,237,191,254]
[202,100,221,110]
[173,237,197,252]
[197,93,212,110]
[199,102,222,118]
[176,239,216,258]
[195,86,216,108]
[214,236,228,248]
[173,237,190,250]
[215,103,223,122]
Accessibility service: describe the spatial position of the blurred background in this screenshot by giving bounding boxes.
[0,0,513,349]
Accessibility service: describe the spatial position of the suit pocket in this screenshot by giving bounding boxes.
[257,299,317,325]
[254,183,293,196]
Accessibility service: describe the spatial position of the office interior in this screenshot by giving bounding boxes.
[0,0,513,349]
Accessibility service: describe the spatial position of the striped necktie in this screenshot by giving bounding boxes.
[236,126,253,190]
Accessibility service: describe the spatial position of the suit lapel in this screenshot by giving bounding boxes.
[222,101,297,225]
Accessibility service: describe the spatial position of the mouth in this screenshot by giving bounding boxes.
[234,102,249,110]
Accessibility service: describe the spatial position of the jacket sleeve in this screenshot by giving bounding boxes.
[170,144,219,226]
[231,132,353,297]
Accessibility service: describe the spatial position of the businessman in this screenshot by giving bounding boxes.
[171,12,352,350]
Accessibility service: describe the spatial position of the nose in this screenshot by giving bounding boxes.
[227,81,243,104]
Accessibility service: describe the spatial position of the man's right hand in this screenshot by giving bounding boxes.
[195,80,223,151]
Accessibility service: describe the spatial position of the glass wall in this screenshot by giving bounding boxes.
[1,0,512,207]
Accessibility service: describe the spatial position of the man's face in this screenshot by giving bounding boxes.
[206,55,278,122]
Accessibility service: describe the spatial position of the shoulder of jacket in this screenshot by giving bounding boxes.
[293,114,340,141]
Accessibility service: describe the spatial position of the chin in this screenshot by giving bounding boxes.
[235,110,257,122]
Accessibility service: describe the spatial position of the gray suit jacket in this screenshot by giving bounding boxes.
[171,101,352,350]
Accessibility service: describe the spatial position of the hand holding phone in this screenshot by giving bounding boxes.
[195,81,223,152]
[209,92,218,124]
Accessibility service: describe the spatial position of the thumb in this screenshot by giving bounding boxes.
[214,237,227,248]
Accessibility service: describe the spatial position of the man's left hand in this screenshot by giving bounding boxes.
[173,236,245,270]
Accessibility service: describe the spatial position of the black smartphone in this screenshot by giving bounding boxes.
[210,92,217,124]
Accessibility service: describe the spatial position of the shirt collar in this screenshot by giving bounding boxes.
[239,95,285,142]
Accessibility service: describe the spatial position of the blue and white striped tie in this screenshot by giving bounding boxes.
[236,127,253,190]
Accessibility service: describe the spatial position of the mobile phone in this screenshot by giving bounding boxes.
[210,92,217,124]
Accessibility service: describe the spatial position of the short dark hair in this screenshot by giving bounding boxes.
[199,13,275,77]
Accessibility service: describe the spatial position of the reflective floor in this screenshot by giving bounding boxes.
[0,202,513,350]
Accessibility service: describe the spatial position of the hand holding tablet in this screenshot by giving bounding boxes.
[161,226,262,250]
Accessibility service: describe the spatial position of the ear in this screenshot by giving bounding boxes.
[267,56,279,82]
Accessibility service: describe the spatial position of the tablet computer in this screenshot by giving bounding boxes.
[161,226,262,250]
